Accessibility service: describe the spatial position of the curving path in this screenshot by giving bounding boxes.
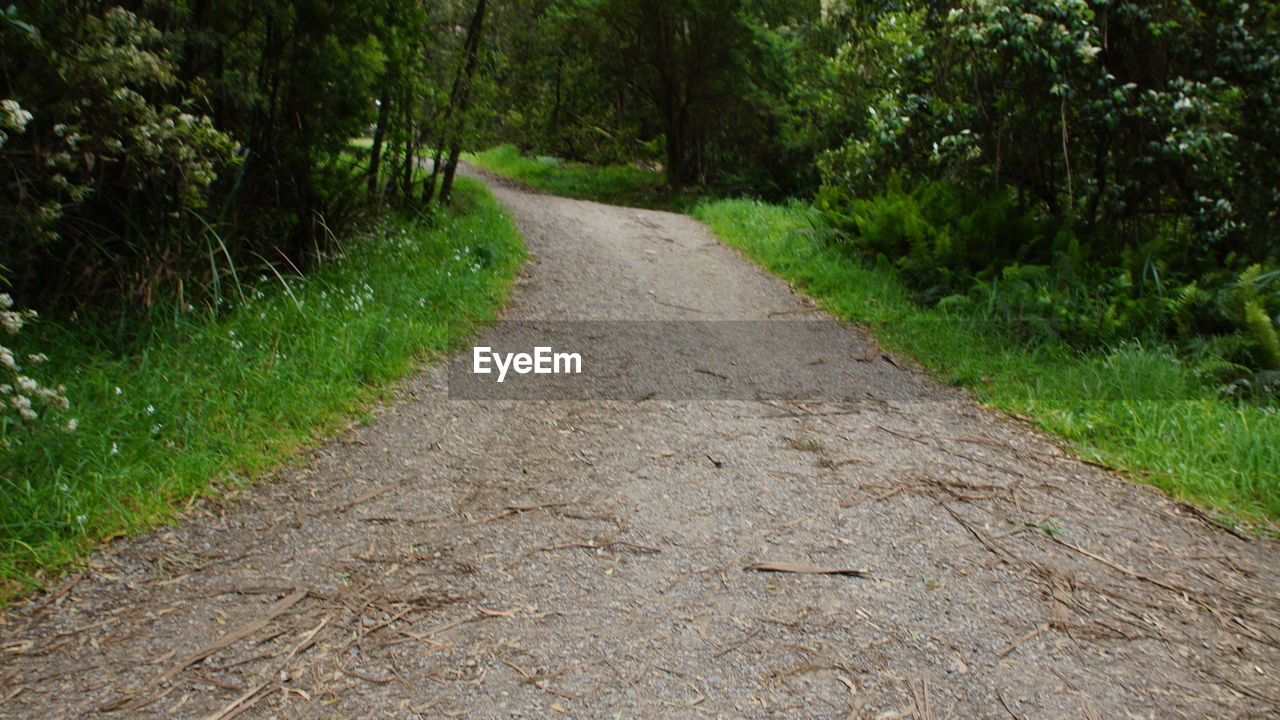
[2,167,1278,719]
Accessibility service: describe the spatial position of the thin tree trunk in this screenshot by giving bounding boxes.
[400,104,416,199]
[367,87,391,197]
[664,101,691,189]
[437,0,488,205]
[423,146,443,205]
[547,56,563,140]
[440,143,463,204]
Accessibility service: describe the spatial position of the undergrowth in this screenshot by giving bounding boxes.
[0,177,525,599]
[815,181,1280,379]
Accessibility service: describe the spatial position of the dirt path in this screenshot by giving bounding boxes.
[3,169,1279,719]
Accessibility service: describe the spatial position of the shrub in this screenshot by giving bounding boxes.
[0,8,236,308]
[0,293,72,445]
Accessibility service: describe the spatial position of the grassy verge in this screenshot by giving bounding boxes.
[0,177,525,598]
[466,144,698,212]
[694,198,1280,527]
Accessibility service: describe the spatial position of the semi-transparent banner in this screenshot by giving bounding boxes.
[447,320,895,401]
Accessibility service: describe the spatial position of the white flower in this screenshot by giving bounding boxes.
[1,311,23,334]
[1075,43,1102,61]
[0,99,33,132]
[65,418,78,432]
[110,442,119,455]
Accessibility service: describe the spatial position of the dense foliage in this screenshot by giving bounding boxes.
[481,0,820,196]
[1,1,490,313]
[809,0,1280,377]
[475,0,1280,378]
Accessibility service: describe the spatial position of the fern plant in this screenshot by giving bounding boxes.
[1243,300,1280,371]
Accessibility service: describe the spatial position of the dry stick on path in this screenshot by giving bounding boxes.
[501,660,580,702]
[944,495,1280,656]
[743,561,870,577]
[1037,533,1201,600]
[468,497,582,525]
[99,587,308,712]
[318,478,415,516]
[874,423,1033,481]
[541,539,661,554]
[202,614,331,720]
[996,623,1051,659]
[939,503,1017,563]
[21,569,89,619]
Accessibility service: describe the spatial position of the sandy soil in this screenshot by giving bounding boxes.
[1,167,1278,719]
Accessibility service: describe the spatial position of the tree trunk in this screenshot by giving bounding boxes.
[401,122,416,200]
[440,143,463,205]
[367,87,391,197]
[664,104,691,189]
[423,147,444,205]
[437,0,488,205]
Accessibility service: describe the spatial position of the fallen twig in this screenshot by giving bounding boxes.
[744,561,869,576]
[320,479,411,515]
[469,498,580,525]
[996,623,1049,659]
[539,540,661,554]
[100,588,307,712]
[23,569,89,617]
[1040,534,1196,600]
[202,614,329,720]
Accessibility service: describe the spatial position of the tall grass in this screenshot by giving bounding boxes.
[467,144,697,212]
[694,198,1280,526]
[0,178,525,597]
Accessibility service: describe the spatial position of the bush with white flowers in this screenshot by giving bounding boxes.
[0,293,72,437]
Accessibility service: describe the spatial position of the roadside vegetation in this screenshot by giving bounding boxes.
[0,2,518,596]
[0,180,524,598]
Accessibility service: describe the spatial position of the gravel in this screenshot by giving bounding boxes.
[1,166,1277,719]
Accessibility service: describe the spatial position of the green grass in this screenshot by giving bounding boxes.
[693,198,1280,527]
[467,144,698,212]
[0,177,526,598]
